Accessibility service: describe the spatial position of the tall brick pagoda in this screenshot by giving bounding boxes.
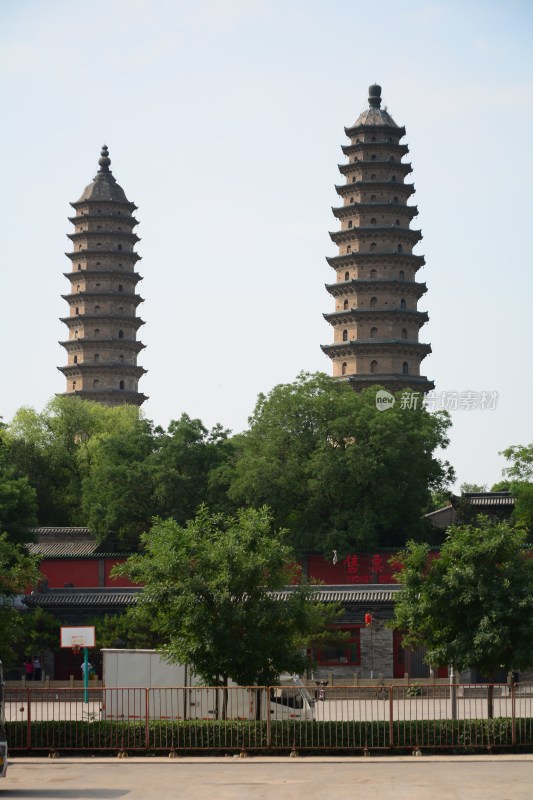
[321,85,434,393]
[59,146,147,406]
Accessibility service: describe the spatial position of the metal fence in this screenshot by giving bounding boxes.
[6,683,533,754]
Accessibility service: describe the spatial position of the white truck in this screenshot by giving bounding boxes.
[102,648,314,721]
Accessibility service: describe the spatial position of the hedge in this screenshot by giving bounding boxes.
[7,717,533,754]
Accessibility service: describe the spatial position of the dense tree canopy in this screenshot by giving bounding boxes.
[229,373,454,552]
[392,519,533,714]
[0,531,41,664]
[117,506,340,686]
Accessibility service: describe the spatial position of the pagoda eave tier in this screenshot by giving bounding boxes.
[326,252,425,268]
[68,214,139,227]
[70,199,137,212]
[64,271,143,284]
[323,309,429,325]
[321,341,432,357]
[58,364,147,378]
[67,232,140,244]
[329,228,422,245]
[341,142,409,157]
[60,389,148,406]
[59,338,146,353]
[65,250,141,262]
[60,315,145,329]
[344,123,406,138]
[332,202,418,220]
[338,162,412,177]
[325,279,427,298]
[61,292,144,306]
[335,182,415,198]
[348,375,435,393]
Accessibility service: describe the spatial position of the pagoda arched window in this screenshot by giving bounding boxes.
[119,355,124,363]
[370,327,378,338]
[370,218,376,225]
[343,299,349,310]
[73,355,78,364]
[342,329,348,342]
[393,197,398,204]
[94,353,100,362]
[93,379,99,388]
[119,380,125,390]
[77,264,81,270]
[352,177,356,183]
[117,244,123,251]
[396,219,400,226]
[341,362,347,376]
[400,298,406,309]
[371,174,376,180]
[118,284,123,291]
[348,220,353,228]
[78,245,82,250]
[76,285,80,292]
[370,360,378,374]
[370,242,376,250]
[94,305,100,312]
[402,361,409,375]
[72,381,77,390]
[74,330,79,339]
[370,297,377,308]
[118,330,124,339]
[399,270,405,280]
[391,175,397,182]
[402,328,408,340]
[389,156,395,161]
[94,329,100,337]
[371,136,376,142]
[344,271,350,281]
[397,244,403,253]
[96,243,101,247]
[370,269,377,280]
[75,307,79,315]
[347,245,352,253]
[371,154,376,161]
[349,197,354,203]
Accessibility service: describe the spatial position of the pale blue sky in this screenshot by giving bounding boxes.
[1,0,532,489]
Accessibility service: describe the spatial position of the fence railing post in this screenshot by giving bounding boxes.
[389,685,394,750]
[511,682,516,746]
[266,687,272,749]
[26,688,31,751]
[145,688,150,752]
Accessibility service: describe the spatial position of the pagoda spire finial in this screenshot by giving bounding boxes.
[98,144,111,173]
[368,84,382,108]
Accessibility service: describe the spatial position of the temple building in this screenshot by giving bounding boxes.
[321,85,434,393]
[58,146,147,406]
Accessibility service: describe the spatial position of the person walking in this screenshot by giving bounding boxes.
[32,656,42,681]
[24,658,34,681]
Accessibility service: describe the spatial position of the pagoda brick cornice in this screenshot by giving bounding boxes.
[329,227,422,245]
[61,291,144,306]
[338,161,412,177]
[67,231,140,244]
[335,182,415,198]
[65,250,141,262]
[326,252,425,268]
[348,375,435,392]
[325,279,427,298]
[70,199,137,212]
[64,270,143,284]
[321,340,432,357]
[58,364,147,378]
[60,388,148,406]
[68,214,139,228]
[345,123,406,138]
[331,203,418,220]
[341,142,409,157]
[59,338,146,353]
[60,314,145,329]
[323,308,429,325]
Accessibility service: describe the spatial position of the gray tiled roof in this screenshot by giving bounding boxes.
[271,585,402,603]
[27,542,100,557]
[24,588,142,608]
[352,108,400,128]
[29,527,92,538]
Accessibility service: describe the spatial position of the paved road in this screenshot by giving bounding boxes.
[3,757,533,799]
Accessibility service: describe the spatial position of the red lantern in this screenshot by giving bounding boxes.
[365,613,372,627]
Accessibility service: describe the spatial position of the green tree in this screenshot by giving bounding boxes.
[230,373,454,553]
[391,519,533,717]
[500,443,533,536]
[0,440,38,543]
[0,532,41,666]
[117,506,340,688]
